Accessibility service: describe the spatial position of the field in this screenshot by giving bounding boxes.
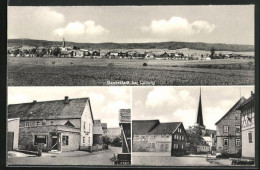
[8,57,254,86]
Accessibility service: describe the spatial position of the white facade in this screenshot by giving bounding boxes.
[8,118,20,150]
[80,101,94,147]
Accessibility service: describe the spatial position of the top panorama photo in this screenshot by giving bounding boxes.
[7,5,254,86]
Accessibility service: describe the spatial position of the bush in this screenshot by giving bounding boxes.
[143,63,148,66]
[111,137,122,147]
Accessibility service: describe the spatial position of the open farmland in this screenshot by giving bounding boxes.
[8,57,254,86]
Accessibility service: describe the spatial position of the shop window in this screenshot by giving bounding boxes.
[34,135,47,145]
[62,136,69,146]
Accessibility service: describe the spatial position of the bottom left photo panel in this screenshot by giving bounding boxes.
[7,87,131,166]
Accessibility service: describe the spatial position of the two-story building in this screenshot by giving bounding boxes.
[215,97,245,156]
[133,120,188,156]
[8,96,94,152]
[237,92,255,158]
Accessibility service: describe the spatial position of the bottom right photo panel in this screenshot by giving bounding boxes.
[132,86,255,166]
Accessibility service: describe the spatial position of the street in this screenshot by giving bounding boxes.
[132,153,232,166]
[8,146,121,166]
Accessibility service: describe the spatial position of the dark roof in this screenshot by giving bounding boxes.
[204,129,216,136]
[215,97,246,125]
[148,122,182,135]
[132,120,160,135]
[8,98,93,121]
[93,120,103,134]
[237,93,255,110]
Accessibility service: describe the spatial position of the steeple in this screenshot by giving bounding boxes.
[62,38,65,48]
[195,87,205,127]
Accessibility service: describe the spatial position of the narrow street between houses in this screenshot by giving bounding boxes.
[8,146,121,166]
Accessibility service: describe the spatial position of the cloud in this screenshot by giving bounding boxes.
[53,20,109,37]
[145,87,196,109]
[141,16,215,36]
[34,8,65,25]
[145,87,178,108]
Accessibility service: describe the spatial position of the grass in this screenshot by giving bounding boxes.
[8,58,254,86]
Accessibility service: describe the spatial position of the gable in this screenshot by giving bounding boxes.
[64,120,75,127]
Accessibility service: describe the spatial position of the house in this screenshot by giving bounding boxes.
[215,97,245,156]
[7,118,20,151]
[237,92,255,158]
[8,96,94,152]
[119,109,131,153]
[93,120,103,145]
[133,120,188,156]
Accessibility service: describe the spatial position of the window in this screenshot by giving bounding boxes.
[235,139,241,146]
[62,136,69,145]
[235,125,241,133]
[224,138,229,146]
[176,144,178,149]
[36,121,41,126]
[165,144,168,150]
[180,129,182,133]
[25,121,30,127]
[83,137,85,144]
[34,135,47,145]
[88,137,90,144]
[224,126,229,133]
[181,144,184,149]
[176,135,178,140]
[84,122,86,130]
[248,132,253,143]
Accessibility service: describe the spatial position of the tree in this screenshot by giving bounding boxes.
[210,47,215,58]
[52,47,61,57]
[102,135,111,145]
[111,137,122,147]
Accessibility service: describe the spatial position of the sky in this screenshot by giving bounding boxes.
[132,86,254,130]
[8,87,131,128]
[8,5,254,45]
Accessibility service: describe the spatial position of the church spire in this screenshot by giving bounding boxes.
[196,87,204,127]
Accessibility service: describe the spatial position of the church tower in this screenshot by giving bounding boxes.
[192,88,206,135]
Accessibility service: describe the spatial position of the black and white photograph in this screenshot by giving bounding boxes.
[7,87,131,166]
[4,1,258,169]
[7,5,254,86]
[132,86,255,166]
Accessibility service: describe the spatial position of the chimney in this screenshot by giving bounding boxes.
[33,100,37,104]
[64,96,69,104]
